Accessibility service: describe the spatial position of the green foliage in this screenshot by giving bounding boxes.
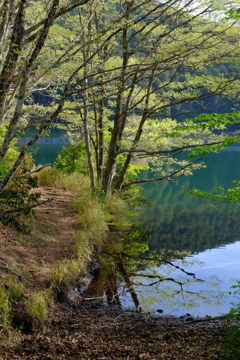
[0,157,41,232]
[114,155,149,181]
[121,184,150,208]
[0,142,18,179]
[189,181,240,204]
[185,111,240,130]
[222,282,240,360]
[188,137,240,160]
[55,140,89,174]
[226,8,240,20]
[92,187,107,204]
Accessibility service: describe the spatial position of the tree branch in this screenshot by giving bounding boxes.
[24,0,91,39]
[0,164,52,180]
[121,158,203,188]
[0,197,54,218]
[119,140,225,156]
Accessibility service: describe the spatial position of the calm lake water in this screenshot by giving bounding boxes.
[31,143,63,165]
[32,142,240,317]
[129,145,240,317]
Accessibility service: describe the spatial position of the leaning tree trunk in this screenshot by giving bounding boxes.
[101,3,132,194]
[78,6,96,189]
[114,71,155,190]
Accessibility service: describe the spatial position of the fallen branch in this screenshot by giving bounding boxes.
[0,260,24,281]
[0,164,52,180]
[0,197,54,218]
[12,164,52,179]
[72,295,105,304]
[181,315,225,324]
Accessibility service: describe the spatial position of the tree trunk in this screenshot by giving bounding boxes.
[101,5,131,194]
[114,71,155,190]
[79,6,96,189]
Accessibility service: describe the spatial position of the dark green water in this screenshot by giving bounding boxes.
[31,143,63,165]
[140,145,240,254]
[123,144,240,316]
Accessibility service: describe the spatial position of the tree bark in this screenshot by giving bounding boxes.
[101,2,133,194]
[78,6,96,189]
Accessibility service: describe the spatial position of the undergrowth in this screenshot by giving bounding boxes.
[0,156,41,232]
[0,283,11,332]
[0,277,51,339]
[25,291,51,331]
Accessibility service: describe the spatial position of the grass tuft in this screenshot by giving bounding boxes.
[5,277,26,302]
[0,285,10,331]
[25,291,50,331]
[51,259,84,291]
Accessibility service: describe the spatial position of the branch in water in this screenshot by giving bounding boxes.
[121,253,203,280]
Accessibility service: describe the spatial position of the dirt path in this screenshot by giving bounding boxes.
[0,186,79,290]
[1,301,224,360]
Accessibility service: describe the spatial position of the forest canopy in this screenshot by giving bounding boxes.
[0,0,239,196]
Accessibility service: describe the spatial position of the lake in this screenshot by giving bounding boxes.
[32,141,240,317]
[128,145,240,317]
[29,142,64,165]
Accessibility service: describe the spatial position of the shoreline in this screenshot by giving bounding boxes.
[19,136,72,145]
[1,300,225,360]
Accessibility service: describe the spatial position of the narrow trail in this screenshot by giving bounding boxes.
[0,186,79,291]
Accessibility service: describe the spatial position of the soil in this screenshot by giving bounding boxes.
[0,186,79,291]
[1,301,225,360]
[0,186,226,360]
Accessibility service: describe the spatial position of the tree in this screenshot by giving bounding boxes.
[0,0,239,199]
[62,0,240,194]
[226,7,240,20]
[0,0,94,193]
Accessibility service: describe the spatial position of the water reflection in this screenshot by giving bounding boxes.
[140,147,240,254]
[119,241,240,317]
[89,147,240,316]
[88,237,240,317]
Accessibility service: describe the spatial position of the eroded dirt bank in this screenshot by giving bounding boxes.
[1,301,224,360]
